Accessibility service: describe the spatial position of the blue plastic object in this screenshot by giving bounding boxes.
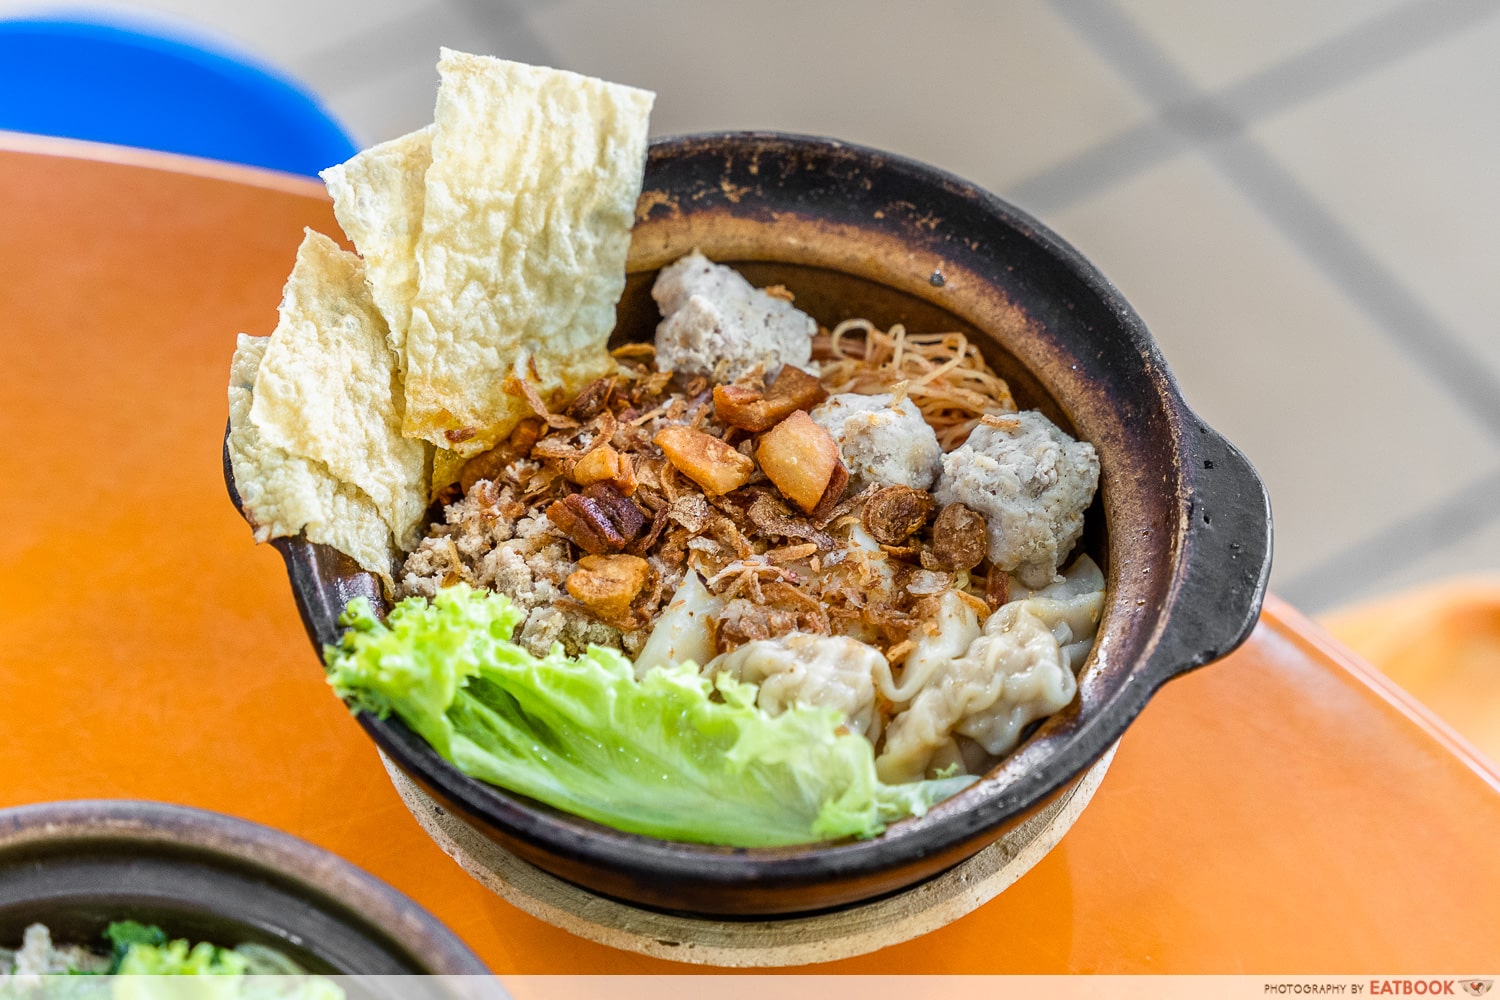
[0,17,357,176]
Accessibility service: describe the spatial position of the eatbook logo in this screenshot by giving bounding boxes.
[1462,982,1493,997]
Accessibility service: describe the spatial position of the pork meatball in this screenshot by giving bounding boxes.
[934,411,1098,588]
[652,251,815,380]
[809,392,942,490]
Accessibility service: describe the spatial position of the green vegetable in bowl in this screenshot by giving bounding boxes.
[106,923,247,977]
[2,922,339,998]
[325,584,974,847]
[101,923,167,970]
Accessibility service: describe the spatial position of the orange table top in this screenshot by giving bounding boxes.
[3,134,1498,974]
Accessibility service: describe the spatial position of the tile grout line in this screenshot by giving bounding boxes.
[1022,0,1230,212]
[1215,0,1500,123]
[1064,0,1500,437]
[1047,0,1198,104]
[1018,0,1500,213]
[1279,471,1500,614]
[1047,0,1500,607]
[1201,134,1500,437]
[1005,118,1183,215]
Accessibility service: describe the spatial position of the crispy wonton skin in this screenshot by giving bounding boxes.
[250,230,431,551]
[320,126,433,368]
[401,49,655,457]
[227,334,397,585]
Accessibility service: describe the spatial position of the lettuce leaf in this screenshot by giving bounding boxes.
[103,922,167,971]
[112,939,247,976]
[325,585,973,846]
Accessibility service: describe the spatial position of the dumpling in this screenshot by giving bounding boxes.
[874,555,1104,783]
[949,603,1080,753]
[874,590,980,706]
[1011,552,1106,670]
[633,570,722,677]
[705,632,885,739]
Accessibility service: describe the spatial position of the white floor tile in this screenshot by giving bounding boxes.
[282,2,481,145]
[0,0,436,69]
[528,0,1154,195]
[1045,152,1500,589]
[1119,0,1410,92]
[288,0,564,146]
[1325,501,1500,610]
[1252,15,1500,384]
[317,57,439,148]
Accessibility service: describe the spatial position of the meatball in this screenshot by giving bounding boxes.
[934,411,1099,588]
[652,251,815,380]
[809,392,942,490]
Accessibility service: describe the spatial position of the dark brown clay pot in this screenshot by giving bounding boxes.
[226,132,1272,917]
[0,799,490,974]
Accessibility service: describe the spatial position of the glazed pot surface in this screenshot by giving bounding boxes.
[0,799,492,975]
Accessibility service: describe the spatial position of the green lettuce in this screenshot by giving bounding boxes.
[103,922,168,971]
[111,939,247,977]
[0,923,339,1000]
[325,585,973,846]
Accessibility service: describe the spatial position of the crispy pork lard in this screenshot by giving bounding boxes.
[652,250,815,380]
[934,411,1099,588]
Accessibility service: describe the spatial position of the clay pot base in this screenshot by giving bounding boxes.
[380,744,1117,967]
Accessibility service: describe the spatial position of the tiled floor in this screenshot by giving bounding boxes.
[6,0,1499,615]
